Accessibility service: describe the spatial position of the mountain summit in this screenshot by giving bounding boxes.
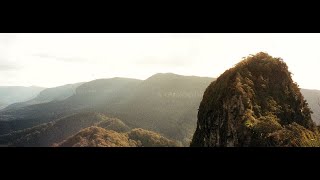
[191,52,320,147]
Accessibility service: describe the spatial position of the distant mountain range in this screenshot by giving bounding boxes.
[0,73,319,146]
[4,82,84,111]
[300,89,320,124]
[0,86,45,110]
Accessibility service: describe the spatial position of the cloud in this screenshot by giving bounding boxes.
[136,57,193,67]
[0,34,17,45]
[135,47,200,68]
[0,60,20,71]
[32,53,87,63]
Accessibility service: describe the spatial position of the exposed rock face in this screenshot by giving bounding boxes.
[191,52,319,147]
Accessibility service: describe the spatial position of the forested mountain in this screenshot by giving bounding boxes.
[105,73,213,145]
[191,52,320,147]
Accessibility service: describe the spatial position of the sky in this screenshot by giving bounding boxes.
[0,33,320,90]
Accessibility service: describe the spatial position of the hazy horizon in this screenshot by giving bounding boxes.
[1,33,320,90]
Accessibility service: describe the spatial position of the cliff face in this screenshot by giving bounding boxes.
[191,52,319,147]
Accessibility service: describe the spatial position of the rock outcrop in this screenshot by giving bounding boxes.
[191,52,320,147]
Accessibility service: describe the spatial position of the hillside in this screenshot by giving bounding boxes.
[0,111,178,147]
[105,73,213,145]
[127,128,179,147]
[96,118,131,133]
[191,52,320,147]
[57,127,179,147]
[57,127,138,147]
[74,77,142,107]
[0,112,129,146]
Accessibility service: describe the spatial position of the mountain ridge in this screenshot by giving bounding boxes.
[0,86,45,110]
[3,82,84,111]
[0,72,319,147]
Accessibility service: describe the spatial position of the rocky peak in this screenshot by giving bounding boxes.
[191,52,319,147]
